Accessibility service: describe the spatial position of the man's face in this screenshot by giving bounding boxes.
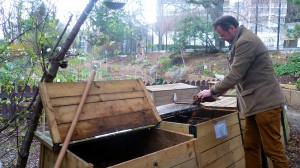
[215,25,237,44]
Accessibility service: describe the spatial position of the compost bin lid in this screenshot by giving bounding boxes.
[39,79,161,145]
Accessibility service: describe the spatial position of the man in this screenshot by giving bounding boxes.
[197,15,288,167]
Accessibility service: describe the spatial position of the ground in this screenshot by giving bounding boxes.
[109,52,297,84]
[286,106,300,167]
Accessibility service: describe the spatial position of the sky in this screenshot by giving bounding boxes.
[55,0,157,24]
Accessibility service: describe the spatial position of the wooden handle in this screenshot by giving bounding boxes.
[54,70,96,168]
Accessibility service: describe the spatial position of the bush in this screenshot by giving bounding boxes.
[274,53,300,76]
[297,78,300,90]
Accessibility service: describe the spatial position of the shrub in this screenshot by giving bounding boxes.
[274,53,300,76]
[297,78,300,90]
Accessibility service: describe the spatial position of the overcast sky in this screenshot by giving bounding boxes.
[55,0,157,24]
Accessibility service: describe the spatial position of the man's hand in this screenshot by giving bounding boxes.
[196,90,212,99]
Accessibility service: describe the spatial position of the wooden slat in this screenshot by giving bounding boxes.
[109,139,197,168]
[150,88,198,97]
[46,80,143,98]
[196,124,241,153]
[146,129,194,148]
[50,91,145,107]
[227,158,245,168]
[57,110,158,142]
[54,98,151,124]
[196,112,239,138]
[42,145,92,168]
[204,146,245,168]
[280,83,297,90]
[138,79,162,123]
[199,135,243,166]
[39,82,61,144]
[159,121,190,135]
[172,158,198,168]
[39,144,45,168]
[35,131,53,150]
[153,96,194,103]
[201,97,237,110]
[146,83,198,92]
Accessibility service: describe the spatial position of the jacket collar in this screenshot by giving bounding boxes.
[229,25,245,50]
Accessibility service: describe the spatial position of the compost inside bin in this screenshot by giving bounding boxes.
[163,108,234,125]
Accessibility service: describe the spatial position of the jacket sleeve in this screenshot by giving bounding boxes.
[210,40,256,95]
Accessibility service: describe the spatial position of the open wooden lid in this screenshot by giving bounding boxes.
[39,79,161,145]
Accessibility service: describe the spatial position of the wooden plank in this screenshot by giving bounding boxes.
[199,135,243,166]
[138,129,194,153]
[39,144,45,168]
[138,79,162,123]
[39,82,61,144]
[202,107,237,111]
[50,91,145,107]
[172,158,198,168]
[153,95,194,103]
[150,88,198,97]
[109,139,197,168]
[42,145,92,168]
[159,121,190,135]
[227,158,245,168]
[35,131,53,150]
[54,97,151,124]
[146,83,198,92]
[57,110,158,142]
[280,83,297,90]
[224,89,237,97]
[45,79,143,98]
[62,150,94,168]
[196,124,241,153]
[204,145,245,168]
[196,112,239,138]
[201,97,237,110]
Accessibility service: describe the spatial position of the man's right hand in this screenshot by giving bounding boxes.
[196,90,212,99]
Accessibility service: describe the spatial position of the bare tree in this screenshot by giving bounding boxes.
[187,0,224,49]
[285,0,300,23]
[16,0,98,167]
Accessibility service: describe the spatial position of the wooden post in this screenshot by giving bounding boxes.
[54,70,96,168]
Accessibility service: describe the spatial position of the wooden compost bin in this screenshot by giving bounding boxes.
[35,79,198,168]
[158,97,245,168]
[146,83,199,106]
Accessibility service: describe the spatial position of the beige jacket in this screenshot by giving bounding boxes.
[210,26,286,117]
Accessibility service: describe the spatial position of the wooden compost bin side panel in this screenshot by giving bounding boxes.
[159,121,190,135]
[109,139,198,168]
[195,112,245,168]
[39,144,92,168]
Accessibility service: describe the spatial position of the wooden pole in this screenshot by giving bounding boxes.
[54,70,96,168]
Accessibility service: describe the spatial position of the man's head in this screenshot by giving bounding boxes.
[213,15,239,44]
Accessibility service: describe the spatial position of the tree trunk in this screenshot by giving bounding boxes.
[188,0,224,50]
[285,0,300,23]
[16,0,98,167]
